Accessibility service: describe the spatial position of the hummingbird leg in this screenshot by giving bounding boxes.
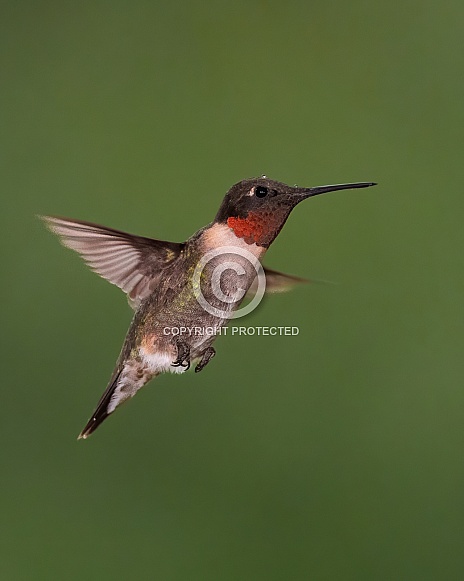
[195,347,216,373]
[171,340,191,370]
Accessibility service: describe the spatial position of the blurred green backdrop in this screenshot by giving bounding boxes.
[2,1,464,579]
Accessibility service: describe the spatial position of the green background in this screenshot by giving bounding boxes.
[2,1,463,579]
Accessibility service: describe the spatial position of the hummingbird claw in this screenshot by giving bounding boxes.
[172,340,191,370]
[171,359,190,370]
[195,347,216,373]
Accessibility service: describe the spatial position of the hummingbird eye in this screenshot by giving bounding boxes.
[255,186,268,198]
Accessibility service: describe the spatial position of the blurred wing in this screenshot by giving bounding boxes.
[247,267,310,296]
[41,216,184,307]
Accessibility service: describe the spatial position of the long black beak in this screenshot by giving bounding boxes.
[297,181,377,199]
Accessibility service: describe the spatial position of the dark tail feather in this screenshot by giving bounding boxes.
[78,369,123,440]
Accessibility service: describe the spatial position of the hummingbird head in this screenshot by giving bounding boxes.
[215,177,376,247]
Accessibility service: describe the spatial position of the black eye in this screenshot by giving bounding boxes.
[255,186,268,198]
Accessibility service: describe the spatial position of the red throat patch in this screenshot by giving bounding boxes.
[227,211,278,246]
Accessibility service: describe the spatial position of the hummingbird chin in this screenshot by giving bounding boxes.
[42,177,376,438]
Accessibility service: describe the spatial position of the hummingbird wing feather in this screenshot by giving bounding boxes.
[247,267,310,296]
[41,216,184,307]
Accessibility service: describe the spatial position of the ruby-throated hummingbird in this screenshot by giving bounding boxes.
[42,177,376,438]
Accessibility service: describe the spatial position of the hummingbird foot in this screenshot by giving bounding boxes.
[195,347,216,373]
[171,340,191,370]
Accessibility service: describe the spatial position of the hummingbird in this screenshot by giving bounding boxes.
[42,177,376,438]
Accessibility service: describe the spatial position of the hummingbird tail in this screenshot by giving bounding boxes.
[78,366,156,440]
[78,369,123,439]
